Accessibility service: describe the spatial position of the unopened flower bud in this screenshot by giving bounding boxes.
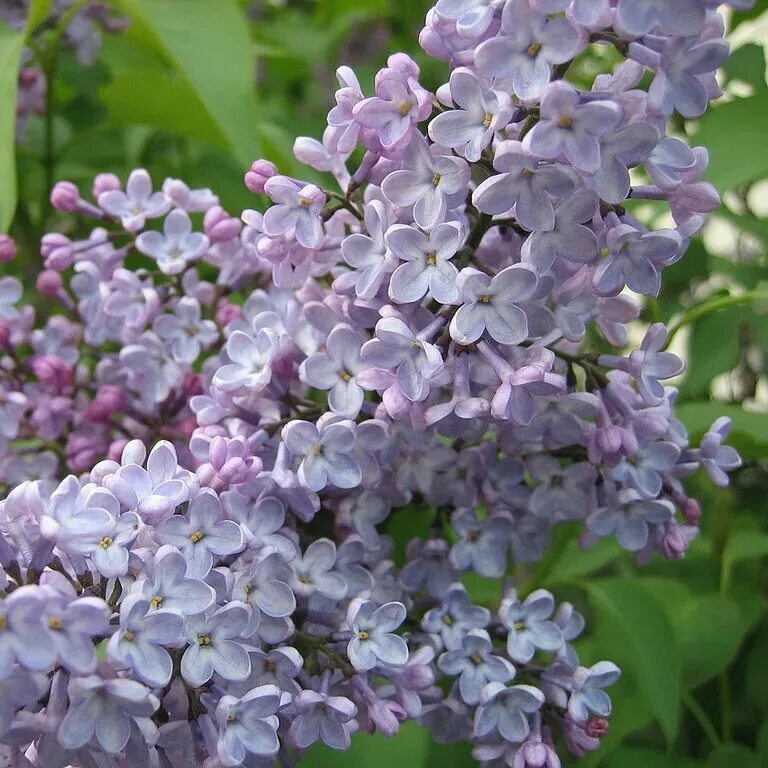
[92,173,121,197]
[0,235,17,262]
[36,270,63,298]
[244,159,278,194]
[50,181,81,212]
[204,206,241,242]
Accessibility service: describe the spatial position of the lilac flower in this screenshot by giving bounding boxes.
[428,68,514,161]
[587,493,674,550]
[525,82,622,174]
[289,538,347,601]
[450,509,513,577]
[215,686,283,764]
[339,200,396,300]
[288,690,357,750]
[155,490,244,578]
[475,0,585,100]
[361,317,444,402]
[135,209,209,275]
[382,136,470,230]
[422,585,491,650]
[137,545,216,615]
[300,324,367,418]
[521,191,599,271]
[438,630,516,704]
[474,683,545,743]
[98,169,171,231]
[400,538,457,597]
[616,0,706,37]
[347,599,409,671]
[568,662,621,720]
[645,137,697,189]
[472,141,575,231]
[43,594,110,675]
[386,222,463,304]
[593,224,681,297]
[181,603,252,687]
[153,297,218,364]
[91,511,141,577]
[327,66,364,155]
[233,552,297,620]
[647,36,730,118]
[434,0,502,38]
[262,176,327,249]
[57,675,159,754]
[0,277,22,320]
[450,265,538,345]
[0,586,57,675]
[696,417,742,486]
[222,492,296,559]
[119,332,183,408]
[500,589,563,663]
[282,419,362,491]
[108,595,185,687]
[212,328,279,394]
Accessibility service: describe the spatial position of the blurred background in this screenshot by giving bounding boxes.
[1,1,767,766]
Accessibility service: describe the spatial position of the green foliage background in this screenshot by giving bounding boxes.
[1,1,768,765]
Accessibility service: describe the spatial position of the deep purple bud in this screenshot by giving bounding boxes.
[0,235,16,262]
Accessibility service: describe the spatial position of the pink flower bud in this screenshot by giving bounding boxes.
[585,718,609,739]
[182,372,203,397]
[36,270,63,298]
[209,436,229,470]
[50,181,80,212]
[204,206,241,242]
[215,299,242,326]
[0,321,11,348]
[107,438,130,463]
[92,173,121,197]
[41,233,74,270]
[683,498,702,525]
[0,235,16,262]
[32,355,74,394]
[86,385,128,422]
[244,159,278,194]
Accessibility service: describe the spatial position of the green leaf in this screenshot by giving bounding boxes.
[705,744,760,768]
[695,93,768,190]
[725,43,767,91]
[675,594,747,688]
[545,535,621,585]
[0,22,25,232]
[25,0,54,38]
[111,0,261,167]
[721,529,768,593]
[587,579,681,744]
[676,402,768,453]
[605,747,703,768]
[100,68,229,148]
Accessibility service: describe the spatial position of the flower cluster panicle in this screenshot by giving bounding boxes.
[0,0,749,765]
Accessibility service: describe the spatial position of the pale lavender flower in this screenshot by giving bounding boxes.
[382,136,470,230]
[472,141,575,231]
[282,419,362,492]
[137,545,216,615]
[587,493,674,550]
[288,690,357,750]
[438,630,516,705]
[153,297,218,364]
[181,603,252,687]
[0,586,57,675]
[43,594,110,675]
[215,686,283,764]
[57,675,159,754]
[567,662,620,720]
[154,490,244,578]
[474,682,545,743]
[222,492,296,559]
[108,595,185,688]
[327,66,365,155]
[475,0,585,100]
[91,511,141,577]
[428,68,514,161]
[289,538,347,601]
[386,222,463,304]
[119,332,183,408]
[616,0,707,37]
[98,169,171,231]
[434,0,502,38]
[450,509,513,577]
[212,328,279,394]
[300,324,367,418]
[135,209,208,274]
[0,277,22,320]
[232,552,297,620]
[347,599,409,671]
[422,585,491,650]
[262,176,327,249]
[450,265,538,345]
[696,418,742,486]
[593,224,681,297]
[500,589,563,663]
[361,317,444,402]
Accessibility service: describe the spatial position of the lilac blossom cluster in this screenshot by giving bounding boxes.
[0,0,748,765]
[1,0,127,137]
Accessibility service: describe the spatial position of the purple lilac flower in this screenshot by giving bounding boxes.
[474,682,545,743]
[215,686,283,764]
[696,417,743,486]
[588,492,674,551]
[262,176,327,248]
[135,209,208,275]
[153,297,218,364]
[98,169,171,231]
[422,585,491,650]
[500,589,563,663]
[289,538,347,601]
[288,690,357,750]
[450,509,513,577]
[567,661,621,720]
[212,328,279,394]
[0,586,57,675]
[616,0,707,37]
[347,599,409,671]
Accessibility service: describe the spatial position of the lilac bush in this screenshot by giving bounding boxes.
[0,0,749,765]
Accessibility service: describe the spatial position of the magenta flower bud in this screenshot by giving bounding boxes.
[183,371,204,397]
[66,434,103,474]
[244,159,278,194]
[92,172,121,197]
[0,321,11,348]
[204,205,242,242]
[585,718,609,739]
[41,233,74,270]
[86,385,128,422]
[36,269,63,298]
[0,234,17,262]
[660,524,693,560]
[107,438,130,462]
[50,181,81,212]
[32,355,74,394]
[684,498,702,525]
[215,299,242,326]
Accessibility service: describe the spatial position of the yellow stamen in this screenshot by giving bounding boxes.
[198,634,212,646]
[150,595,164,609]
[189,530,205,543]
[527,42,542,57]
[426,250,438,266]
[100,537,113,549]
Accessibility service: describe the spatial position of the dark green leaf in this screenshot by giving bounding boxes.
[587,579,681,744]
[605,747,703,768]
[705,743,760,768]
[725,43,767,91]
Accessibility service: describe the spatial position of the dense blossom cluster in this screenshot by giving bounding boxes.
[1,0,127,137]
[0,0,748,765]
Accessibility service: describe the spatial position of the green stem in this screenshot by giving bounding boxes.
[666,292,768,341]
[682,691,721,749]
